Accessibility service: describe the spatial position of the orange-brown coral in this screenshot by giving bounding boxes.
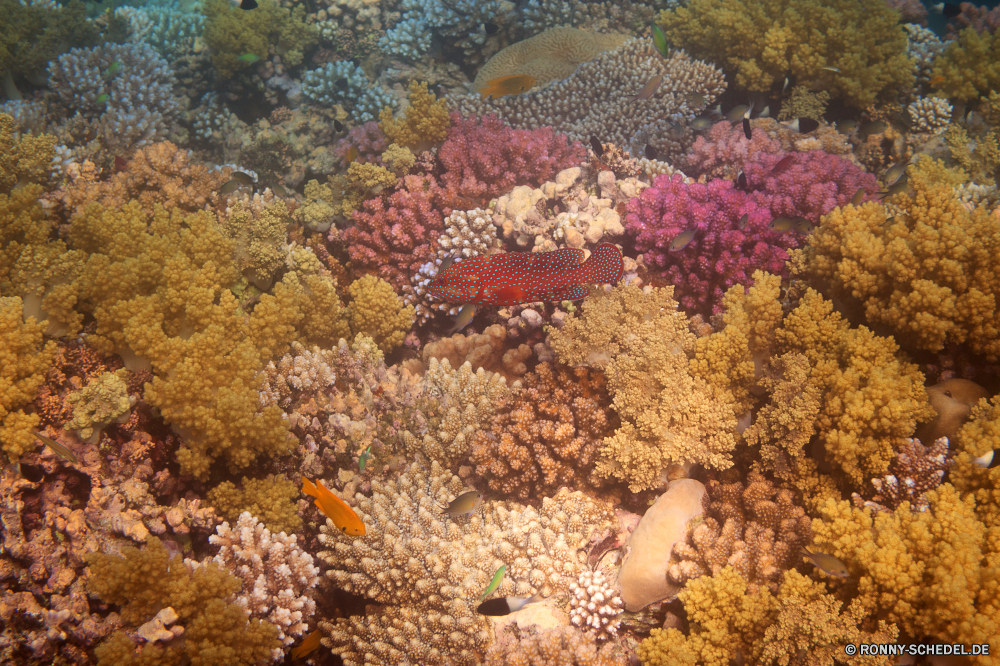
[668,471,812,593]
[469,362,618,501]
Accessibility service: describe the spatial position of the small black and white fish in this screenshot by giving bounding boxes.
[484,22,500,35]
[785,117,820,134]
[334,119,346,133]
[335,77,349,89]
[743,116,752,140]
[736,169,748,191]
[932,2,962,18]
[972,449,1000,469]
[476,595,544,616]
[231,0,258,10]
[644,143,658,160]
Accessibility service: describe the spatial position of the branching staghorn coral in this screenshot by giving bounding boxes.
[548,285,739,492]
[315,461,615,665]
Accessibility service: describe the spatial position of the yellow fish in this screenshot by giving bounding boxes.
[477,74,536,100]
[801,546,850,578]
[291,629,322,659]
[442,490,482,517]
[302,476,366,536]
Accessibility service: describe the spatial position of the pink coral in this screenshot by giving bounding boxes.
[946,2,1000,38]
[685,120,783,178]
[885,0,928,25]
[624,174,794,316]
[423,112,586,213]
[333,121,387,166]
[340,188,444,293]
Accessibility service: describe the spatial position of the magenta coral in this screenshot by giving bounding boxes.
[341,188,444,292]
[742,151,879,222]
[685,120,782,178]
[624,174,792,316]
[428,112,586,213]
[334,121,388,166]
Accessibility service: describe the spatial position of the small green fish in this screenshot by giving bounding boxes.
[850,187,866,206]
[359,445,372,471]
[239,53,261,63]
[882,160,909,187]
[836,119,858,134]
[271,182,288,197]
[32,432,78,464]
[651,24,669,58]
[442,490,482,517]
[96,94,109,104]
[860,120,888,136]
[794,218,814,234]
[230,171,255,186]
[820,66,840,73]
[878,172,910,199]
[801,546,850,578]
[219,179,242,195]
[480,564,507,600]
[669,228,697,251]
[726,105,750,123]
[449,303,477,334]
[106,61,122,76]
[685,92,707,108]
[770,216,800,232]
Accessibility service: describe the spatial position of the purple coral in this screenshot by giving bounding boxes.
[685,120,782,178]
[624,174,793,316]
[334,120,388,166]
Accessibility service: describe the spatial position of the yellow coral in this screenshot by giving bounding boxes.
[378,80,450,149]
[381,143,416,176]
[346,275,415,354]
[207,475,303,535]
[658,0,913,107]
[0,296,56,461]
[221,199,290,285]
[931,27,1000,102]
[346,160,397,194]
[0,113,57,194]
[66,368,132,443]
[790,157,1000,360]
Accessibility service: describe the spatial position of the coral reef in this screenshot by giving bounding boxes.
[379,80,450,150]
[301,60,396,122]
[316,460,615,665]
[484,626,628,665]
[206,475,303,535]
[470,362,618,501]
[346,274,416,354]
[659,0,914,107]
[449,39,726,150]
[568,569,623,640]
[0,0,97,95]
[852,436,951,513]
[203,0,317,79]
[194,512,319,658]
[0,113,58,194]
[931,27,1000,102]
[0,297,56,460]
[65,369,133,444]
[907,95,953,133]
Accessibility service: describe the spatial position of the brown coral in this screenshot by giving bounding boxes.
[484,625,628,666]
[470,362,618,501]
[852,436,951,513]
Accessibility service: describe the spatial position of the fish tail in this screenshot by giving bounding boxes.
[301,476,319,499]
[578,243,624,286]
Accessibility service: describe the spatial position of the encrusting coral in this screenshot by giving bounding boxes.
[658,0,913,107]
[65,369,133,444]
[86,537,282,666]
[548,284,739,492]
[315,460,615,666]
[470,362,618,501]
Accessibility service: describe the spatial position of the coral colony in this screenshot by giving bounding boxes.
[4,0,1000,664]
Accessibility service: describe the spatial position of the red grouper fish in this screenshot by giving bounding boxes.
[427,242,624,306]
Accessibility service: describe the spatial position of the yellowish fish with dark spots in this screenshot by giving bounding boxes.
[801,546,850,578]
[629,74,663,102]
[302,476,366,536]
[32,432,78,464]
[442,490,482,517]
[291,629,322,659]
[477,74,536,100]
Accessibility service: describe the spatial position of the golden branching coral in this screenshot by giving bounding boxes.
[790,158,1000,360]
[316,461,615,665]
[470,362,618,501]
[68,202,300,480]
[930,27,1000,102]
[379,80,450,149]
[658,0,913,108]
[346,274,415,354]
[206,474,303,535]
[949,394,1000,531]
[0,296,57,460]
[220,196,290,286]
[549,285,738,492]
[0,112,57,194]
[639,568,897,666]
[812,485,999,657]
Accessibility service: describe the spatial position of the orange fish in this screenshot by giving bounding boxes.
[291,629,322,659]
[427,242,623,306]
[302,476,366,536]
[345,146,358,164]
[477,74,536,100]
[928,75,946,87]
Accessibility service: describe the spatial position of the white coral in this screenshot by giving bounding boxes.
[202,512,320,660]
[568,569,623,640]
[907,96,952,133]
[259,341,336,407]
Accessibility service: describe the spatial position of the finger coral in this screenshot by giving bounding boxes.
[548,285,739,491]
[930,27,1000,102]
[470,362,618,501]
[206,474,303,535]
[316,460,615,665]
[789,158,1000,360]
[658,0,913,108]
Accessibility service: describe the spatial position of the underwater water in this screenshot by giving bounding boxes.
[1,0,1000,663]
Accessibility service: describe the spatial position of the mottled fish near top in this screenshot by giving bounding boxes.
[427,242,624,307]
[478,74,536,100]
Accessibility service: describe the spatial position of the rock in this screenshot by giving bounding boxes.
[617,478,706,611]
[554,167,582,193]
[915,378,990,444]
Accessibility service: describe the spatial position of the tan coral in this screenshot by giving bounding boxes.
[484,625,628,666]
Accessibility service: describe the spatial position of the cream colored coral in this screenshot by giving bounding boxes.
[437,208,502,260]
[907,96,953,133]
[258,341,337,408]
[316,461,615,665]
[569,570,623,640]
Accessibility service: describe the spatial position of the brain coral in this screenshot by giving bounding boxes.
[658,0,914,107]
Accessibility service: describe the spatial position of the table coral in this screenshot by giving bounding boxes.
[658,0,913,108]
[812,485,999,656]
[346,274,416,354]
[667,471,813,593]
[470,362,617,501]
[484,625,628,666]
[206,475,303,535]
[87,537,281,666]
[549,285,739,491]
[316,460,615,665]
[790,159,1000,360]
[0,297,57,461]
[379,80,450,150]
[194,512,319,659]
[0,113,58,194]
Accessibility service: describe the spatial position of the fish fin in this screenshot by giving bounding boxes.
[301,476,319,499]
[579,242,624,285]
